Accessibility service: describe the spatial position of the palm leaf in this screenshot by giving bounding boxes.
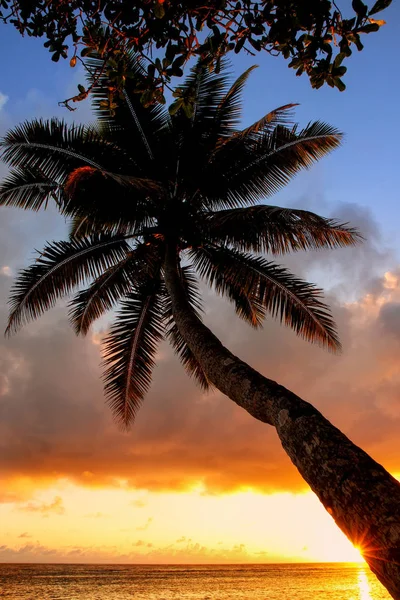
[236,103,297,141]
[0,167,63,211]
[63,164,162,229]
[214,66,258,136]
[173,58,230,126]
[200,121,342,209]
[206,205,361,254]
[162,265,210,390]
[174,71,296,209]
[68,215,94,239]
[68,215,143,239]
[242,121,342,187]
[68,254,134,335]
[69,242,162,334]
[215,101,297,152]
[191,245,341,351]
[168,60,231,195]
[102,279,164,427]
[0,119,132,186]
[6,234,131,334]
[86,52,168,161]
[189,247,266,329]
[68,215,131,239]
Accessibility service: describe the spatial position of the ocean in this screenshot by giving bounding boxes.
[0,563,392,599]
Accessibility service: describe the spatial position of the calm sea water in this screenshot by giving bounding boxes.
[0,563,392,600]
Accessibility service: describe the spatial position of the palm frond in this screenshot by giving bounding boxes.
[68,214,145,239]
[174,58,230,126]
[200,121,342,209]
[243,121,343,188]
[216,102,297,151]
[214,66,258,136]
[191,245,341,351]
[68,254,134,335]
[167,324,211,390]
[86,52,168,160]
[69,242,162,334]
[162,265,210,390]
[102,279,164,427]
[6,235,131,335]
[189,247,266,329]
[0,119,132,186]
[206,205,361,254]
[239,103,297,140]
[68,215,94,239]
[63,164,162,229]
[122,88,154,160]
[0,167,63,211]
[164,58,234,201]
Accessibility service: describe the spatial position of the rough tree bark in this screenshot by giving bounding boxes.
[163,246,400,599]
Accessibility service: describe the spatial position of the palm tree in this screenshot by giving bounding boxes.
[1,56,400,598]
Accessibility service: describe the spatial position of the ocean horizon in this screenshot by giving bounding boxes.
[0,562,392,599]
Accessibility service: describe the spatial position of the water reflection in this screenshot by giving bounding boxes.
[358,568,373,600]
[1,563,391,600]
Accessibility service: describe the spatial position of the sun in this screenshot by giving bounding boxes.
[311,534,366,563]
[351,546,366,563]
[329,542,365,563]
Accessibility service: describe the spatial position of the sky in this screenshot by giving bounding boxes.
[0,2,400,566]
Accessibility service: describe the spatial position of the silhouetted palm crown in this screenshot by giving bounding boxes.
[0,57,359,426]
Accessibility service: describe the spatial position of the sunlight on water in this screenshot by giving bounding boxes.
[358,569,373,600]
[0,563,392,599]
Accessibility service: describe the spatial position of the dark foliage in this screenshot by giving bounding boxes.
[0,0,392,111]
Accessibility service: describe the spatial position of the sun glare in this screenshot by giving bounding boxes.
[317,540,365,563]
[352,546,366,563]
[358,569,373,600]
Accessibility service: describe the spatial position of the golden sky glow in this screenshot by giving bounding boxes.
[0,483,365,563]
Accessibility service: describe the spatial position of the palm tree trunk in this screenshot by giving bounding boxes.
[163,246,400,599]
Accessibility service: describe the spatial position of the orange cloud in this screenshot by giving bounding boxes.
[131,499,147,508]
[0,538,286,564]
[136,518,153,531]
[17,496,65,517]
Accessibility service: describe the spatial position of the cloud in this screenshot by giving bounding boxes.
[0,202,400,499]
[0,266,12,277]
[136,517,153,531]
[378,302,400,337]
[18,532,32,539]
[0,538,281,564]
[0,543,59,561]
[18,496,65,516]
[130,499,147,508]
[0,92,8,111]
